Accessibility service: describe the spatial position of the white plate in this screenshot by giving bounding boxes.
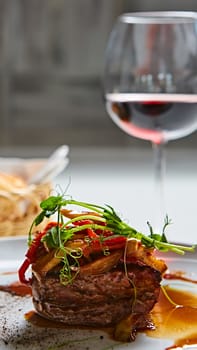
[0,237,197,350]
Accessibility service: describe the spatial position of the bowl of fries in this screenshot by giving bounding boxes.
[0,146,69,237]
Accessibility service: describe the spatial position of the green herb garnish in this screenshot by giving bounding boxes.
[29,193,195,256]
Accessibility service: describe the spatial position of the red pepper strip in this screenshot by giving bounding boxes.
[18,221,59,285]
[73,219,93,226]
[26,231,46,262]
[103,236,126,250]
[26,222,59,262]
[83,236,127,258]
[18,232,46,285]
[44,222,60,230]
[72,221,100,239]
[18,258,32,285]
[82,239,102,258]
[87,228,99,239]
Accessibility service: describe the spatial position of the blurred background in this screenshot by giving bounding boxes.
[0,0,196,243]
[0,0,197,153]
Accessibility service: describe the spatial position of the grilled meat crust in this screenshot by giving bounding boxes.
[32,261,162,328]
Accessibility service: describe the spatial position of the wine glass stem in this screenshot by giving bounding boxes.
[152,142,166,231]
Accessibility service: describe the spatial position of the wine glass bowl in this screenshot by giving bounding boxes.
[104,11,197,228]
[104,12,197,144]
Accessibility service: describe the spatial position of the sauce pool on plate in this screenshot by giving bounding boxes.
[0,272,197,349]
[146,283,197,349]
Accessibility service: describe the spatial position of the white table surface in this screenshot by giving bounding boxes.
[52,146,197,246]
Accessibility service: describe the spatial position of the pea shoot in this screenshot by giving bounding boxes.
[28,194,196,255]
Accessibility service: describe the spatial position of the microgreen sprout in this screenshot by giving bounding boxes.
[29,193,195,256]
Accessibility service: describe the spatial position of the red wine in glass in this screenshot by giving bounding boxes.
[104,12,197,231]
[106,93,197,144]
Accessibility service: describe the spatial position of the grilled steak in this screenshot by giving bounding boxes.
[18,199,169,342]
[31,239,166,341]
[32,262,161,328]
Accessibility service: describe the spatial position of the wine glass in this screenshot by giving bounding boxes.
[104,11,197,230]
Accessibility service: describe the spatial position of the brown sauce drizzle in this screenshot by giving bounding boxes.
[25,283,197,349]
[25,310,114,338]
[0,271,17,275]
[0,272,197,349]
[0,281,32,296]
[25,310,68,328]
[164,271,197,284]
[146,283,197,349]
